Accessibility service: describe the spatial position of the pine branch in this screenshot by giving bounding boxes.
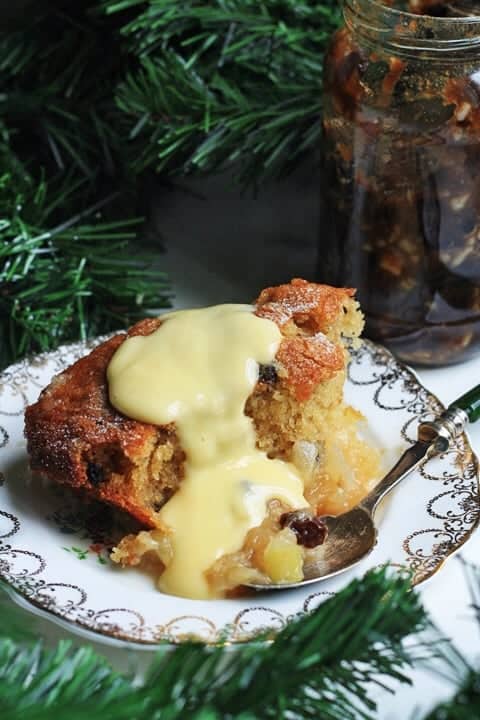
[0,640,133,718]
[0,4,171,369]
[0,3,128,180]
[0,131,170,369]
[0,1,344,363]
[0,569,430,720]
[108,0,342,182]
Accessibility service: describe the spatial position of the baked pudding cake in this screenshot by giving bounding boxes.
[25,278,381,599]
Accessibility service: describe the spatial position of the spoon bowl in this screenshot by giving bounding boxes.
[246,507,379,591]
[300,507,377,586]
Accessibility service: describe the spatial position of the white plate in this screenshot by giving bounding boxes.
[0,339,478,647]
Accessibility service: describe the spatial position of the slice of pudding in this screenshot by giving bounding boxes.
[25,279,381,599]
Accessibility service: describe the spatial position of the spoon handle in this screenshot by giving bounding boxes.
[361,385,479,515]
[360,441,434,514]
[449,384,480,423]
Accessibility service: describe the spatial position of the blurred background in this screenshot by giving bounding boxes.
[150,161,319,307]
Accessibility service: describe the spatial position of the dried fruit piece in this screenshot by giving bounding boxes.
[280,511,328,548]
[258,364,278,385]
[86,461,105,487]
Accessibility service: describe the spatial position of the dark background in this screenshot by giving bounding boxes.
[151,158,321,306]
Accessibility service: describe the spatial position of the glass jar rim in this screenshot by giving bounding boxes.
[343,0,480,55]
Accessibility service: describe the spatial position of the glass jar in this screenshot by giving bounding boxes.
[320,0,480,365]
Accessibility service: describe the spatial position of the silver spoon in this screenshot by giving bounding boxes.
[247,385,480,591]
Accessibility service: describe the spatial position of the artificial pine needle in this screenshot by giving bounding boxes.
[0,570,431,720]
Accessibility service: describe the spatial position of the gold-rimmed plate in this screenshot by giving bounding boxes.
[0,338,478,647]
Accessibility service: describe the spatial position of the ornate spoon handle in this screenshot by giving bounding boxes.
[449,384,480,423]
[361,384,480,515]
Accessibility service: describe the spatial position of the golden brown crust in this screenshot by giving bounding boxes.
[275,336,344,402]
[255,278,356,401]
[24,280,362,531]
[255,277,355,333]
[25,321,184,529]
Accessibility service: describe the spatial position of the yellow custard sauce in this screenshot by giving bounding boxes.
[107,305,307,599]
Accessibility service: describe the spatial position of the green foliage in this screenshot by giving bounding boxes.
[110,0,341,182]
[0,128,169,369]
[1,2,127,179]
[0,564,477,719]
[0,3,170,368]
[0,1,345,365]
[0,641,132,719]
[0,569,430,720]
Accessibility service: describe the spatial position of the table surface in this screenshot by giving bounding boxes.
[10,185,480,717]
